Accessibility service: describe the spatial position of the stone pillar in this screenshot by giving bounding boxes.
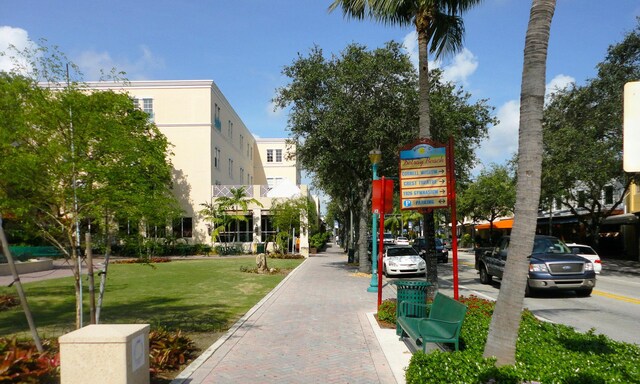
[59,324,150,384]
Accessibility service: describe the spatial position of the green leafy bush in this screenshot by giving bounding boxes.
[405,295,640,384]
[214,244,243,255]
[309,231,331,249]
[377,299,397,324]
[0,338,59,383]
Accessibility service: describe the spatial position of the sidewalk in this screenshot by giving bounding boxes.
[172,244,414,384]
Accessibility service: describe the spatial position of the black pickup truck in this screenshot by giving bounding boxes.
[476,235,597,297]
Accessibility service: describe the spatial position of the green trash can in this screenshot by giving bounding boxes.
[257,243,265,253]
[393,280,431,336]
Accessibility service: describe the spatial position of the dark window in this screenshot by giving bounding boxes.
[604,186,614,205]
[173,217,193,238]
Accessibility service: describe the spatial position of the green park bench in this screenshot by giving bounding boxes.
[396,291,468,352]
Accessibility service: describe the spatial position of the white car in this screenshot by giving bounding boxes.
[565,243,602,274]
[382,246,426,277]
[395,236,410,246]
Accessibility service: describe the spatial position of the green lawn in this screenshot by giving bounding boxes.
[0,257,304,347]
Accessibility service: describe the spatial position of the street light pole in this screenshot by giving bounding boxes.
[367,149,382,293]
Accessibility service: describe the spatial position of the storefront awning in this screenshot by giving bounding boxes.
[475,219,513,230]
[602,213,639,225]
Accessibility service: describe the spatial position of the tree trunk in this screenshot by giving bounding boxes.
[358,187,373,273]
[483,0,556,366]
[256,253,268,273]
[417,28,431,138]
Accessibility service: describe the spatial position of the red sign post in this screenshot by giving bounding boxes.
[373,177,393,308]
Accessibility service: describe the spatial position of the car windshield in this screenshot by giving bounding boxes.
[387,247,418,257]
[571,246,597,255]
[384,233,394,239]
[435,238,443,246]
[532,238,571,254]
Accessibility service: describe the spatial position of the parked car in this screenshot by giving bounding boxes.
[476,235,597,297]
[411,237,448,263]
[382,245,426,277]
[565,243,602,274]
[395,236,410,246]
[383,233,395,245]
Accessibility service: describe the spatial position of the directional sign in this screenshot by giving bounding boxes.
[399,140,449,210]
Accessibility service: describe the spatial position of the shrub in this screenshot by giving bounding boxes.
[0,338,59,383]
[0,295,19,311]
[377,299,397,324]
[405,295,640,384]
[214,244,243,255]
[148,328,198,378]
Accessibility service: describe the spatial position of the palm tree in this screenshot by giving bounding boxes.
[201,187,263,244]
[483,0,556,366]
[329,0,483,297]
[329,0,483,138]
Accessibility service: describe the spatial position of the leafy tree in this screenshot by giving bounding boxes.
[270,196,311,254]
[329,0,485,295]
[274,42,419,272]
[461,164,516,242]
[541,20,640,247]
[483,0,556,366]
[0,44,179,328]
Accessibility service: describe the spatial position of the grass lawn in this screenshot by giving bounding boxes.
[0,257,304,351]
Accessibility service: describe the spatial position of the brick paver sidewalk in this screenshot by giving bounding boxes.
[173,244,398,384]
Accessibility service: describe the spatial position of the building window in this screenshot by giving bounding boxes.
[214,103,221,130]
[267,177,284,188]
[214,147,220,169]
[240,167,244,184]
[604,186,614,205]
[578,190,586,208]
[240,134,244,149]
[275,149,283,162]
[172,217,193,238]
[246,143,250,156]
[142,98,154,121]
[267,149,274,162]
[228,158,234,178]
[132,98,139,108]
[228,120,233,138]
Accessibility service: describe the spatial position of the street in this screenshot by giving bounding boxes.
[392,250,640,346]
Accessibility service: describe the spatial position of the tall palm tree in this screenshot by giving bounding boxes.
[483,0,556,366]
[329,0,483,138]
[329,0,483,297]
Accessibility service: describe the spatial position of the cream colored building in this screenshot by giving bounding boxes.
[86,80,312,254]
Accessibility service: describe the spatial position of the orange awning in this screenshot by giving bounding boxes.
[475,219,513,230]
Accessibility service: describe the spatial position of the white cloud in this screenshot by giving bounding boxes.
[441,48,478,86]
[0,26,35,73]
[75,45,164,81]
[476,99,520,169]
[545,73,575,98]
[401,31,478,86]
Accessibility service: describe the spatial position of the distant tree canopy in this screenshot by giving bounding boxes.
[541,19,640,244]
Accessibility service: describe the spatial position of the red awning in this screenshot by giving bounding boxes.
[475,219,514,230]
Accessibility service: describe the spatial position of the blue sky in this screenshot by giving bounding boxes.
[2,0,639,170]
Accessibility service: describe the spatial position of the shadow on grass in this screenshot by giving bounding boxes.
[0,295,235,338]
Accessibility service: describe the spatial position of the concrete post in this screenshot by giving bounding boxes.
[59,324,150,384]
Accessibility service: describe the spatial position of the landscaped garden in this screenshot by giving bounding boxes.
[378,296,640,383]
[0,256,304,383]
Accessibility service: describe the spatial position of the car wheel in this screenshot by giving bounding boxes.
[479,265,492,284]
[525,284,534,297]
[576,288,592,297]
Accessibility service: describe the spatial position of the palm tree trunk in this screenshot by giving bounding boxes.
[417,29,431,138]
[483,0,556,366]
